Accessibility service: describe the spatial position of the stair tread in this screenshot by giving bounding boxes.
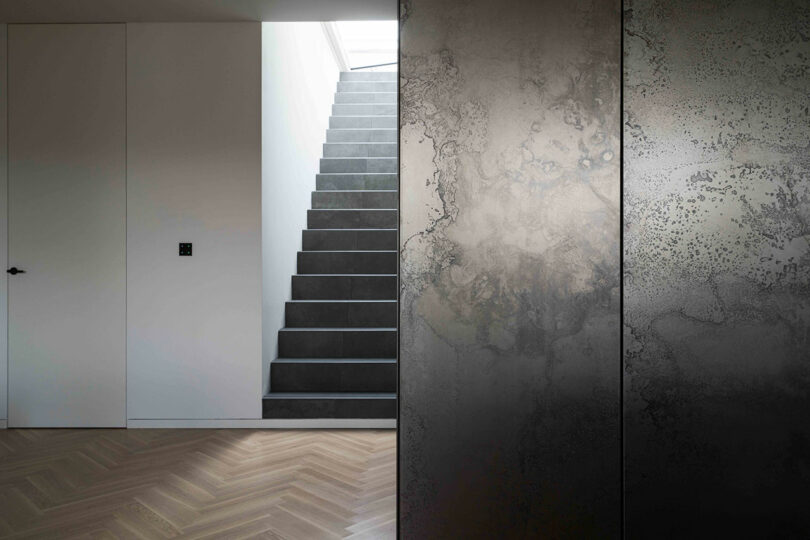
[264,393,396,399]
[293,273,396,276]
[279,327,397,331]
[287,299,396,303]
[274,357,396,363]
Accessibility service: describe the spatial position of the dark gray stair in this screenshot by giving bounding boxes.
[320,157,397,173]
[312,190,397,209]
[326,129,397,143]
[302,229,396,251]
[333,103,397,116]
[323,143,397,158]
[329,116,397,129]
[271,359,396,392]
[285,300,397,328]
[264,69,398,421]
[308,209,397,229]
[334,92,396,104]
[278,328,396,358]
[262,393,396,419]
[337,81,397,92]
[291,274,396,300]
[297,251,396,274]
[316,173,397,190]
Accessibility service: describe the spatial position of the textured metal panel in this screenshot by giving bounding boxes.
[624,0,810,536]
[399,0,622,536]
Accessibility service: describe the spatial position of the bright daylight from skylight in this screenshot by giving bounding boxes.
[336,21,398,71]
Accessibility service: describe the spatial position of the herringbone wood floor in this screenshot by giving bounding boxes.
[0,429,395,539]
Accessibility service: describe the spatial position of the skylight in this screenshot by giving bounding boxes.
[336,21,397,71]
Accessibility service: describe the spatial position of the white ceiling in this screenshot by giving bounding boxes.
[0,0,397,23]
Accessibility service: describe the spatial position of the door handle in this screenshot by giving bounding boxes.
[7,267,25,275]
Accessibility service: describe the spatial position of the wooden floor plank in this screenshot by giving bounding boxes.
[0,429,395,539]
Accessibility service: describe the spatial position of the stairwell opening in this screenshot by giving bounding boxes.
[260,21,398,423]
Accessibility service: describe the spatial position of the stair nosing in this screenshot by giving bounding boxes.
[279,327,397,331]
[264,393,396,399]
[293,273,396,276]
[287,299,396,303]
[273,357,396,363]
[320,157,397,160]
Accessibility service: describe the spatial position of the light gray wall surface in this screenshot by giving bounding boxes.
[262,23,339,394]
[399,0,621,536]
[126,23,262,420]
[0,24,6,422]
[624,0,810,535]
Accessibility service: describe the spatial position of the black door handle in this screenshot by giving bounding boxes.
[7,267,25,275]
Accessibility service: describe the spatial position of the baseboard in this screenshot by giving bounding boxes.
[126,418,396,429]
[0,419,6,429]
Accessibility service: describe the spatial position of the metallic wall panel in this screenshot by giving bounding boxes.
[399,0,621,536]
[624,0,810,536]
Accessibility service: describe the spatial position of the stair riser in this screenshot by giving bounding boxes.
[278,330,396,358]
[285,301,397,328]
[323,143,397,158]
[271,362,396,392]
[330,116,397,129]
[312,191,397,209]
[292,275,396,300]
[262,396,396,419]
[316,174,397,190]
[303,230,397,251]
[340,72,397,82]
[337,81,397,92]
[308,210,397,229]
[326,129,397,143]
[334,92,397,104]
[333,103,397,116]
[297,252,396,274]
[320,158,396,173]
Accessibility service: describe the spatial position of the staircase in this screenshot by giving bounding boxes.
[263,70,397,419]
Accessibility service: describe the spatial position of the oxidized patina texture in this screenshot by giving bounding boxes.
[399,0,621,536]
[624,0,810,536]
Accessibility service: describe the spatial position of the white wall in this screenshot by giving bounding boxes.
[0,24,6,423]
[127,23,262,420]
[261,22,340,393]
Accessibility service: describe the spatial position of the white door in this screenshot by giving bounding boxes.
[7,24,126,427]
